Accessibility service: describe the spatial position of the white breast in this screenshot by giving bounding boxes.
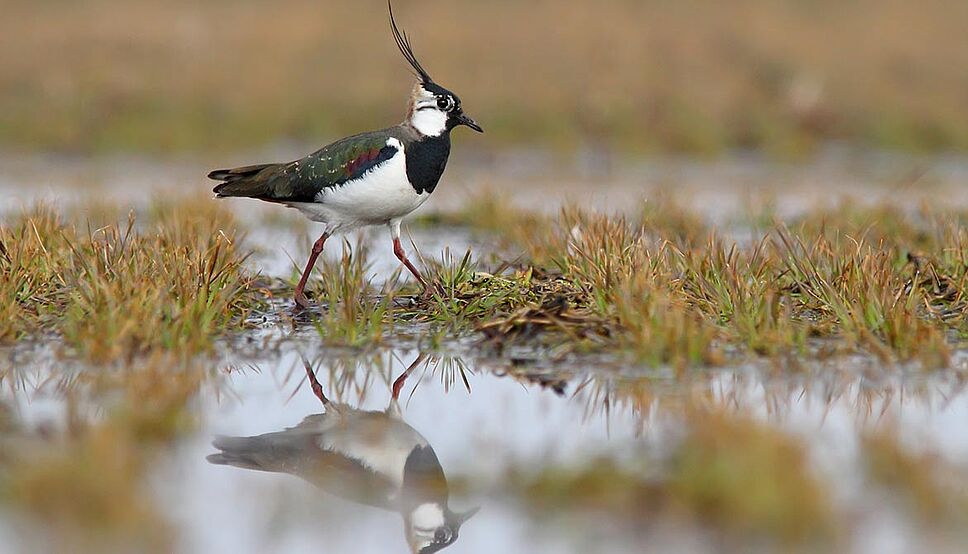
[317,415,430,489]
[286,138,430,233]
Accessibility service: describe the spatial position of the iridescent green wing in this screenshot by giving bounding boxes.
[210,129,399,202]
[276,130,399,201]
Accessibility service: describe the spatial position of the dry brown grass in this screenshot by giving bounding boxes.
[0,199,263,362]
[2,0,966,153]
[406,194,968,367]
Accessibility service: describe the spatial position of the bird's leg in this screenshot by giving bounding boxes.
[294,233,329,308]
[391,353,428,400]
[302,357,330,407]
[389,221,429,294]
[393,237,428,290]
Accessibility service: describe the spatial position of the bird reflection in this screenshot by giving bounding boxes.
[207,354,478,553]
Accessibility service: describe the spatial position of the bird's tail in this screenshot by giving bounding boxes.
[208,163,279,198]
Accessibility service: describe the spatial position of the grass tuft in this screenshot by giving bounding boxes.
[0,200,262,361]
[403,196,968,366]
[310,237,391,347]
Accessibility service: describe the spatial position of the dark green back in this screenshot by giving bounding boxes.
[211,127,412,202]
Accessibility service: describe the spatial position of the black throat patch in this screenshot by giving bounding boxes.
[401,444,449,507]
[405,133,451,195]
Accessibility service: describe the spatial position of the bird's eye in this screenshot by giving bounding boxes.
[436,96,453,110]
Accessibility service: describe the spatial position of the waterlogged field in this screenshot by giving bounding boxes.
[2,155,968,553]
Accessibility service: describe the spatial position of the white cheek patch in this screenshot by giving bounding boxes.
[411,503,446,530]
[411,108,448,137]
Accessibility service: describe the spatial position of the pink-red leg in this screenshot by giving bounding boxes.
[391,353,428,400]
[294,233,329,308]
[393,237,428,291]
[302,358,329,406]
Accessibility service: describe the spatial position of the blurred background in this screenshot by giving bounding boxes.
[3,0,966,158]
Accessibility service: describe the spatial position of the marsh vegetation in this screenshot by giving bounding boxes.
[0,201,261,362]
[2,184,968,552]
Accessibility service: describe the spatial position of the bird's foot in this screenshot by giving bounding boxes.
[420,279,445,301]
[294,291,313,310]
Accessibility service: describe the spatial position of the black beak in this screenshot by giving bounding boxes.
[456,113,483,133]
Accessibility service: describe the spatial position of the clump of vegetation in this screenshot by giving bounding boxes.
[396,196,968,367]
[0,200,263,362]
[4,192,966,368]
[309,237,392,347]
[517,408,835,548]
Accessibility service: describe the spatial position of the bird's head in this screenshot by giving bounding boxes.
[404,503,480,554]
[390,1,483,138]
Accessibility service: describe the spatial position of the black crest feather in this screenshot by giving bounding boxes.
[388,0,433,84]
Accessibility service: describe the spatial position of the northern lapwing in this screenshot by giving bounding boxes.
[208,1,482,308]
[207,356,478,554]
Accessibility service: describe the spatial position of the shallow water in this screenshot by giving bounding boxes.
[3,152,968,552]
[3,344,967,553]
[5,148,968,219]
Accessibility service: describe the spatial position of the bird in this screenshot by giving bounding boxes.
[207,355,478,554]
[208,1,483,308]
